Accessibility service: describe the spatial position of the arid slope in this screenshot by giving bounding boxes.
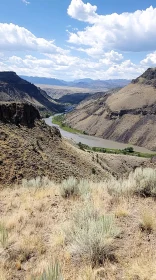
[0,103,149,186]
[0,168,156,280]
[66,68,156,151]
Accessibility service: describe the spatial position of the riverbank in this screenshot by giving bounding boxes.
[44,116,156,158]
[52,114,85,134]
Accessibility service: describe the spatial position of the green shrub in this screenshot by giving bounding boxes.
[107,168,156,198]
[133,167,156,197]
[60,177,90,198]
[22,177,51,189]
[64,205,119,264]
[60,177,79,198]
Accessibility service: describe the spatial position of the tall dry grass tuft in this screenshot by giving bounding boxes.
[139,208,156,232]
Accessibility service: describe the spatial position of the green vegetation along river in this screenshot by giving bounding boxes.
[44,115,155,156]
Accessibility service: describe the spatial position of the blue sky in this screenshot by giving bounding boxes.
[0,0,155,80]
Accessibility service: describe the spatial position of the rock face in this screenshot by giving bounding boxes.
[0,102,41,127]
[66,68,156,151]
[0,71,64,114]
[132,68,156,87]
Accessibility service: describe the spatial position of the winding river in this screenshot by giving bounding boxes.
[44,116,155,154]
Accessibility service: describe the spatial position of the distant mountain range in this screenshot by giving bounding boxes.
[21,75,131,90]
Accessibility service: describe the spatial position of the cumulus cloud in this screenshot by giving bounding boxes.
[0,23,67,54]
[99,51,123,65]
[67,0,97,23]
[0,50,147,81]
[141,51,156,66]
[67,1,156,52]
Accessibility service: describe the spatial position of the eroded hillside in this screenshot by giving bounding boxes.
[0,103,149,186]
[66,68,156,151]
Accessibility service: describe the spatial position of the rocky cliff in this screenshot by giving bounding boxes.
[0,102,40,127]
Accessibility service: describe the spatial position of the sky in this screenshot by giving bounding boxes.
[0,0,156,80]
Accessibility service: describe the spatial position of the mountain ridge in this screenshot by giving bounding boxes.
[0,71,65,114]
[21,75,130,89]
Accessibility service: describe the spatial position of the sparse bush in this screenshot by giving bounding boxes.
[22,177,51,189]
[60,177,79,198]
[64,205,119,264]
[107,176,135,197]
[132,167,156,197]
[0,223,8,248]
[32,262,63,280]
[107,168,156,198]
[60,177,90,198]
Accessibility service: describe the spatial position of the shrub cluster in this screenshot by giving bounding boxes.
[107,167,156,198]
[64,205,119,264]
[60,177,90,198]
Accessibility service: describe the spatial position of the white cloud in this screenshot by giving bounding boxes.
[0,23,67,54]
[99,51,123,65]
[141,51,156,66]
[67,1,156,52]
[67,0,97,23]
[0,51,147,81]
[22,0,30,5]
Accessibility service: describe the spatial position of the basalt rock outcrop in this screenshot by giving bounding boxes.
[66,68,156,151]
[0,102,41,127]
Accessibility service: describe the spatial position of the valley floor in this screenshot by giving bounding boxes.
[0,169,156,280]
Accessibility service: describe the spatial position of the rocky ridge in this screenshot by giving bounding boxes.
[0,102,40,127]
[0,71,64,114]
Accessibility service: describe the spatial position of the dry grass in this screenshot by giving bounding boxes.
[114,199,129,218]
[124,251,156,280]
[0,168,156,279]
[139,208,156,232]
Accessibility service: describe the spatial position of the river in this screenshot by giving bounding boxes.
[44,116,154,154]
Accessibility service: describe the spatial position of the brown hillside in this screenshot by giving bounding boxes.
[0,72,64,114]
[0,103,149,186]
[66,68,156,151]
